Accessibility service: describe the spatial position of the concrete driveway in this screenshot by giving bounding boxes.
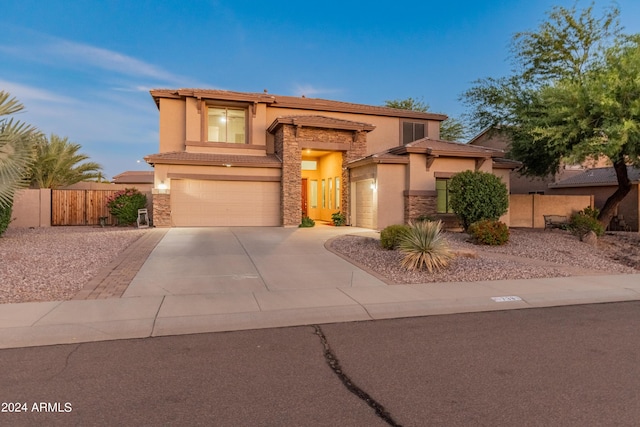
[123,226,387,297]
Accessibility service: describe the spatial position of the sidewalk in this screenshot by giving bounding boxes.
[1,227,639,349]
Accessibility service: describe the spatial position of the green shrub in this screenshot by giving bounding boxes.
[299,216,315,227]
[569,207,604,240]
[468,220,510,245]
[449,170,509,230]
[398,221,453,272]
[331,211,346,226]
[106,188,147,225]
[380,224,410,250]
[0,203,12,236]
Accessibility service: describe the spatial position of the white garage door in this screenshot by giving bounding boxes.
[171,179,281,226]
[355,179,374,229]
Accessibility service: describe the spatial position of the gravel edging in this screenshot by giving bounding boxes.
[327,229,640,285]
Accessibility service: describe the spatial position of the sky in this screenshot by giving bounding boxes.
[2,0,640,180]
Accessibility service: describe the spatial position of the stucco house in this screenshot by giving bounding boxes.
[145,89,516,229]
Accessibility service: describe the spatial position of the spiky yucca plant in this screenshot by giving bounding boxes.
[398,220,453,272]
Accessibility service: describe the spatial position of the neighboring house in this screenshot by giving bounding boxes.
[468,127,605,194]
[145,89,517,229]
[549,166,640,232]
[112,170,154,187]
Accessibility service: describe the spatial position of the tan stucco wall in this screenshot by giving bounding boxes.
[549,184,638,231]
[376,164,406,229]
[493,168,511,226]
[264,107,443,155]
[408,155,479,191]
[510,194,593,228]
[185,97,200,142]
[159,98,185,153]
[9,189,51,228]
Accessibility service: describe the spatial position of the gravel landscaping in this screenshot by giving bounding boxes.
[329,228,640,284]
[1,226,638,304]
[0,226,147,304]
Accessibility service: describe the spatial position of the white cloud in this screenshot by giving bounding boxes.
[0,79,77,104]
[48,39,184,84]
[1,29,203,87]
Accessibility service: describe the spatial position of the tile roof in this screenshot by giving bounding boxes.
[267,115,376,133]
[144,152,282,168]
[391,138,505,157]
[551,166,640,187]
[150,88,447,121]
[492,157,522,169]
[112,171,154,184]
[347,151,409,167]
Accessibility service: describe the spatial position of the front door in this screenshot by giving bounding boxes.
[301,178,308,217]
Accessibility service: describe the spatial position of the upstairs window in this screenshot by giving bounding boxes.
[208,107,246,143]
[402,121,425,144]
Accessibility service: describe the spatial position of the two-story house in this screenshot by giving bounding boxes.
[145,89,515,229]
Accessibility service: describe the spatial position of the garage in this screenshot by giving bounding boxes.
[354,179,375,229]
[171,179,281,226]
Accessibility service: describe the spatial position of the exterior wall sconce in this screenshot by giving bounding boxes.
[157,180,169,194]
[370,181,377,191]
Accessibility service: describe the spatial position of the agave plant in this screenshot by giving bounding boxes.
[398,220,453,272]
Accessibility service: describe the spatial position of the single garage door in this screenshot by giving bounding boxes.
[171,179,281,226]
[355,179,375,229]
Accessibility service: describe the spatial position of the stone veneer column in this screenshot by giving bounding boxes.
[342,131,367,225]
[279,126,302,226]
[152,193,171,227]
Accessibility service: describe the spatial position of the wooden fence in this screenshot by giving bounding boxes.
[52,190,118,226]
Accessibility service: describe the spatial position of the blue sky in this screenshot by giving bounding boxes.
[2,0,640,180]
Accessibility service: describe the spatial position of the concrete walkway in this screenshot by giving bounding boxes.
[1,226,640,349]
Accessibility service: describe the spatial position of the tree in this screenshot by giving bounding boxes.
[384,97,467,141]
[29,134,103,188]
[0,91,38,209]
[448,170,509,231]
[462,3,637,227]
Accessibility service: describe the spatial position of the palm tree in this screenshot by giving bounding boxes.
[0,91,38,208]
[29,134,103,188]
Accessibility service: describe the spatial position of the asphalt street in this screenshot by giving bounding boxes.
[2,302,640,426]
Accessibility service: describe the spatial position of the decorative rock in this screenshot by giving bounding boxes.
[451,248,478,258]
[582,230,598,246]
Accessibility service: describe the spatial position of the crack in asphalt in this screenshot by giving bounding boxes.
[312,325,402,427]
[46,343,82,380]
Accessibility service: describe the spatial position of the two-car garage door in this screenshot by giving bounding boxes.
[171,179,281,226]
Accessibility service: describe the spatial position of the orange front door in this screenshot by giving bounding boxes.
[301,178,308,217]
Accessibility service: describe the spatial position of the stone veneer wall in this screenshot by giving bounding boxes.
[152,193,171,227]
[276,126,301,226]
[276,125,368,226]
[404,193,437,223]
